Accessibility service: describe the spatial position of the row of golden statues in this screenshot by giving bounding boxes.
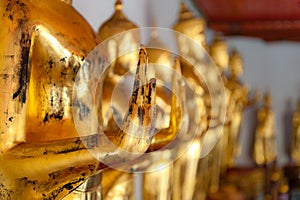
[0,0,299,199]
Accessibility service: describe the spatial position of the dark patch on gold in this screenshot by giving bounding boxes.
[12,32,31,103]
[73,100,91,121]
[0,174,12,200]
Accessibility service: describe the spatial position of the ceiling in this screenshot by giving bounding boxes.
[192,0,300,42]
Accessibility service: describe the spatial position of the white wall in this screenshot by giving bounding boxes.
[73,0,300,166]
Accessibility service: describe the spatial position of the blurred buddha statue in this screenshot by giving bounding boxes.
[173,3,225,199]
[254,93,276,166]
[146,25,175,141]
[143,51,183,199]
[292,101,300,164]
[105,175,134,200]
[98,0,140,76]
[141,18,212,198]
[97,0,140,132]
[144,153,174,200]
[98,0,138,41]
[173,2,208,133]
[172,3,213,199]
[208,34,230,193]
[209,33,230,130]
[144,55,194,200]
[0,0,99,198]
[226,49,260,167]
[210,34,229,75]
[173,2,207,61]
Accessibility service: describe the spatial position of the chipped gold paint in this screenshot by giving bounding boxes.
[0,0,157,199]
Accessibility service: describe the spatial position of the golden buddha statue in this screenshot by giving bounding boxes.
[146,25,177,143]
[254,93,276,166]
[209,34,230,131]
[173,2,222,136]
[0,0,159,197]
[105,173,134,200]
[92,2,141,199]
[172,3,228,198]
[173,2,207,55]
[207,34,230,193]
[226,49,260,167]
[144,152,174,200]
[144,56,189,200]
[138,24,203,199]
[97,0,140,132]
[133,27,182,199]
[292,101,300,164]
[210,34,229,73]
[173,2,208,131]
[98,0,138,41]
[172,18,207,200]
[0,0,99,198]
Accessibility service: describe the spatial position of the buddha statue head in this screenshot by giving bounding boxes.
[173,2,206,49]
[229,49,244,78]
[0,0,100,151]
[209,34,229,72]
[264,93,272,108]
[146,25,173,75]
[173,2,207,62]
[98,0,140,75]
